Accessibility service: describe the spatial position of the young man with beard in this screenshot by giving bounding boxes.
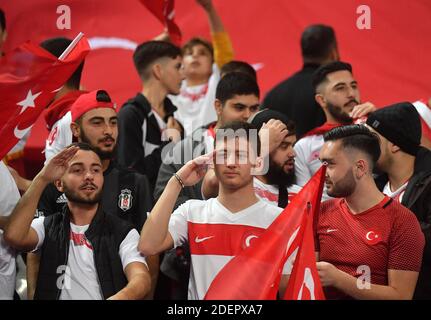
[365,102,431,299]
[249,110,301,208]
[27,90,154,300]
[294,61,376,194]
[3,144,151,300]
[139,121,289,300]
[316,125,424,300]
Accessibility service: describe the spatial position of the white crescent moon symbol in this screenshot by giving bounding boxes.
[14,125,33,139]
[245,235,258,247]
[366,231,376,241]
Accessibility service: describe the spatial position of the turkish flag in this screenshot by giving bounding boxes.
[140,0,182,46]
[283,195,326,300]
[0,35,90,160]
[204,166,326,300]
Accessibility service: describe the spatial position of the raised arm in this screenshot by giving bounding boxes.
[196,0,234,68]
[138,153,212,256]
[3,146,78,251]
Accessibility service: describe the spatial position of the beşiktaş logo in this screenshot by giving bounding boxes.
[118,189,133,212]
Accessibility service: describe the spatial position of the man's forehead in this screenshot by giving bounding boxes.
[69,150,101,165]
[227,94,259,105]
[326,70,355,83]
[215,136,252,150]
[82,107,117,120]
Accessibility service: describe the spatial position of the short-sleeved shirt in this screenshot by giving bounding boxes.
[31,216,147,300]
[316,196,425,299]
[167,197,286,300]
[0,161,21,299]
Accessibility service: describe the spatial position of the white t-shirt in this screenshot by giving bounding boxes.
[170,64,220,136]
[0,161,21,300]
[45,111,73,164]
[383,181,409,203]
[168,197,289,300]
[253,177,302,207]
[31,216,147,300]
[294,134,331,201]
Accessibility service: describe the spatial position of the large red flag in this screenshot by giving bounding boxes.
[0,34,90,160]
[283,199,325,300]
[140,0,182,46]
[204,166,326,300]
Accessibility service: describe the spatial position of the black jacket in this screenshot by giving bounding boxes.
[117,93,177,190]
[263,63,325,138]
[37,161,152,230]
[34,205,134,300]
[376,147,431,299]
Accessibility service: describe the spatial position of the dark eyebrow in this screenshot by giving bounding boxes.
[91,163,102,168]
[233,103,247,108]
[88,116,105,122]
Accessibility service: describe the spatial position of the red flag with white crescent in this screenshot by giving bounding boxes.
[204,166,326,300]
[0,34,90,160]
[283,201,326,300]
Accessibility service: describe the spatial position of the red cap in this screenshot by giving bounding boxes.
[70,90,116,122]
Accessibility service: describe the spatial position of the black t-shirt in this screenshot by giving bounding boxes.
[36,161,153,230]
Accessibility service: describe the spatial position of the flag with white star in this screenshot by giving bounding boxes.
[0,35,90,160]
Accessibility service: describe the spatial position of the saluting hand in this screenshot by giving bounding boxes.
[176,151,214,187]
[37,146,79,183]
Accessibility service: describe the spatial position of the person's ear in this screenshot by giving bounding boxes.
[315,93,326,109]
[70,122,80,139]
[354,159,367,179]
[54,179,64,193]
[152,63,163,81]
[214,99,223,117]
[390,143,401,153]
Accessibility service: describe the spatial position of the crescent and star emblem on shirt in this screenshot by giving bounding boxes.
[365,229,382,245]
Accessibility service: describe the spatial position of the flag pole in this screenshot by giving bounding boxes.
[58,32,84,61]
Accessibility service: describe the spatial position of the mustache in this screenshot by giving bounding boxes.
[79,182,98,190]
[98,135,115,143]
[344,99,359,107]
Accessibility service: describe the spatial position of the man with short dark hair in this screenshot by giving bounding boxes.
[28,90,154,300]
[316,125,424,299]
[154,72,286,299]
[139,121,289,300]
[220,60,257,81]
[117,40,184,190]
[294,61,376,194]
[264,24,339,138]
[366,102,431,299]
[4,144,151,300]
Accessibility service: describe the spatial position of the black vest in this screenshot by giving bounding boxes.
[34,205,134,300]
